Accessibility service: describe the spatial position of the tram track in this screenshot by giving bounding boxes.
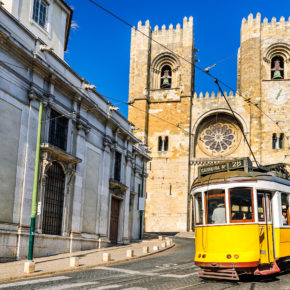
[79,263,200,289]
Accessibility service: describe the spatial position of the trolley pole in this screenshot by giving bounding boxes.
[28,102,43,261]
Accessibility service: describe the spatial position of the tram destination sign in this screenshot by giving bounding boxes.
[198,158,252,178]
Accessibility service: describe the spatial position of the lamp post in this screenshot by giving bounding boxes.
[28,102,43,260]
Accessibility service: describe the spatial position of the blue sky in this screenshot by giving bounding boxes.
[65,0,290,117]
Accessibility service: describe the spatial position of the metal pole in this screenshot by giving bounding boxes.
[28,102,43,261]
[187,49,195,232]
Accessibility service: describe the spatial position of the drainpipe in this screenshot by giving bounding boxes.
[28,102,43,260]
[139,162,145,239]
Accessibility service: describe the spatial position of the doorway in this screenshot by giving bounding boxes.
[257,191,274,264]
[110,197,120,244]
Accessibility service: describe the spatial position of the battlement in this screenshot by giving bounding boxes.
[131,16,193,37]
[194,91,239,100]
[242,12,290,28]
[241,13,290,41]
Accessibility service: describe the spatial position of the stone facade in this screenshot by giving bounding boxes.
[128,14,290,232]
[0,1,149,261]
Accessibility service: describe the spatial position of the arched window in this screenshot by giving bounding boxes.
[151,52,180,89]
[160,65,172,89]
[272,133,277,149]
[271,56,284,79]
[42,162,65,235]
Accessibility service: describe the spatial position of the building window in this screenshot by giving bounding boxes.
[272,133,277,149]
[48,109,68,151]
[160,65,172,88]
[42,162,65,235]
[278,133,284,149]
[272,133,284,149]
[114,151,122,182]
[164,136,169,151]
[271,56,284,80]
[158,136,163,151]
[32,0,48,29]
[158,136,169,152]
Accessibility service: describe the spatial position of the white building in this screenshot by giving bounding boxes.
[0,0,150,261]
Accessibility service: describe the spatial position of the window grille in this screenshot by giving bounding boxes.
[48,109,68,151]
[42,162,65,235]
[114,151,122,182]
[32,0,48,29]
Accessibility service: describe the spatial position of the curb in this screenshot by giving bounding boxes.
[0,243,175,284]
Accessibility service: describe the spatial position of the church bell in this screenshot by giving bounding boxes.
[272,70,283,79]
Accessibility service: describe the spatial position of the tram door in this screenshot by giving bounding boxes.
[257,192,274,264]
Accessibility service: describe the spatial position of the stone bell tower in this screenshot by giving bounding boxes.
[238,13,290,166]
[128,17,195,232]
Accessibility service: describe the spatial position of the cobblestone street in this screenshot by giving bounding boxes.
[1,237,290,289]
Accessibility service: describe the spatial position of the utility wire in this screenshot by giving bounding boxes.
[87,0,285,135]
[214,78,259,167]
[0,73,187,132]
[0,15,285,139]
[1,63,288,164]
[0,18,284,135]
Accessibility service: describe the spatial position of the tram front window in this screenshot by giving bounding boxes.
[229,187,254,222]
[205,189,226,224]
[194,193,203,225]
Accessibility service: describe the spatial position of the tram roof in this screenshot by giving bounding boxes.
[192,170,290,189]
[192,160,290,189]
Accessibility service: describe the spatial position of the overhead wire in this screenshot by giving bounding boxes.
[0,71,188,135]
[214,78,259,167]
[0,7,286,145]
[87,0,285,135]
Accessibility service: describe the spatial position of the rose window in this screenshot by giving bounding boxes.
[198,121,241,156]
[204,124,234,152]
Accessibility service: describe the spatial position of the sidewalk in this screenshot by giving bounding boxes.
[175,232,195,239]
[0,237,174,283]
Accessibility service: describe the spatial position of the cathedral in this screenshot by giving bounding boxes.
[128,14,290,232]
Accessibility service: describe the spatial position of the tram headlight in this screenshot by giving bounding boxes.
[198,254,201,258]
[226,254,232,259]
[202,254,206,258]
[234,254,239,259]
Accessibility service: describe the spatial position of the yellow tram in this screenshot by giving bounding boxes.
[192,158,290,280]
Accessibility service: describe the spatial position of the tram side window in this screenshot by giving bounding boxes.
[205,189,226,224]
[257,192,272,222]
[257,194,265,222]
[281,193,290,226]
[229,187,254,222]
[194,193,203,225]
